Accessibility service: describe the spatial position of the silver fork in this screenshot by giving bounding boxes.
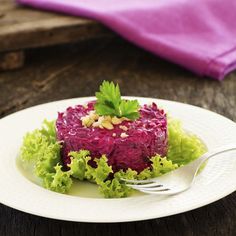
[122,144,236,195]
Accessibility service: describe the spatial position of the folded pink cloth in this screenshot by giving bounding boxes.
[17,0,236,80]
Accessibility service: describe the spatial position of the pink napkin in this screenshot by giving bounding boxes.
[17,0,236,80]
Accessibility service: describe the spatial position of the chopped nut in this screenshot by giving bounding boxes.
[92,116,104,127]
[102,120,114,130]
[119,125,128,131]
[81,111,122,130]
[98,116,105,123]
[105,115,112,122]
[120,132,129,138]
[89,110,99,120]
[94,114,100,120]
[120,117,130,122]
[111,116,122,125]
[81,116,93,127]
[88,110,95,115]
[92,121,100,127]
[97,116,105,125]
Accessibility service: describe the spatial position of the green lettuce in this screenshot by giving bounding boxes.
[68,150,90,180]
[20,120,72,193]
[42,164,72,193]
[167,118,206,165]
[19,118,206,197]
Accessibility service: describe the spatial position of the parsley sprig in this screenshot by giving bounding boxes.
[94,81,140,120]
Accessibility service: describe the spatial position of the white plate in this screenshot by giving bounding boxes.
[0,97,236,223]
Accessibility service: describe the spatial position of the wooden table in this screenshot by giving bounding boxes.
[0,37,236,236]
[0,0,112,70]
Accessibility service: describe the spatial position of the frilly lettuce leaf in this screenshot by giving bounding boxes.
[150,156,178,177]
[42,164,72,193]
[68,150,90,180]
[85,155,113,183]
[20,120,71,193]
[20,118,206,197]
[167,118,206,165]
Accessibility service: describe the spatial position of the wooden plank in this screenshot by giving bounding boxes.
[0,0,113,52]
[0,51,24,70]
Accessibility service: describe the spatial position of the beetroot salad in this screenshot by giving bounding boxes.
[56,102,167,173]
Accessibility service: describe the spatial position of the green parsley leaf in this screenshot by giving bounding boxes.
[119,99,140,120]
[95,81,140,120]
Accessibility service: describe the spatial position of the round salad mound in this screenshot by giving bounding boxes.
[56,102,167,173]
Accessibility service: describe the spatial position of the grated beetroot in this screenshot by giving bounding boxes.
[56,102,167,173]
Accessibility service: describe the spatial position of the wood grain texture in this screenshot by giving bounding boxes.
[0,0,112,52]
[0,37,236,236]
[0,51,25,70]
